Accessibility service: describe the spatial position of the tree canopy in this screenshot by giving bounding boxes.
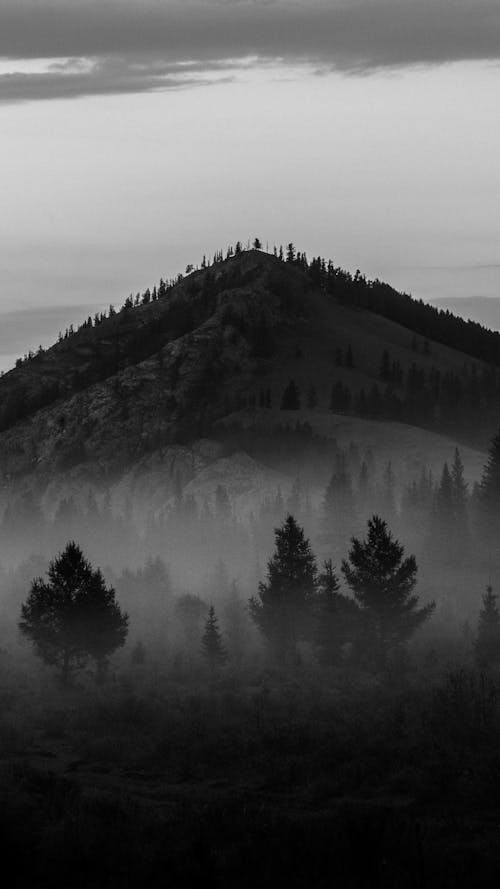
[342,516,434,668]
[19,542,128,683]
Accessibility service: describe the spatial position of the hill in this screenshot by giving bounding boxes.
[0,248,498,472]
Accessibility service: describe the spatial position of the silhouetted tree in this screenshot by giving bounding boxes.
[479,429,500,540]
[342,516,434,669]
[201,605,228,670]
[249,515,318,659]
[19,542,128,684]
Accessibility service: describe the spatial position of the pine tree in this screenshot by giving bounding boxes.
[249,515,318,659]
[451,447,469,554]
[19,542,128,684]
[451,448,468,518]
[479,428,500,539]
[342,516,434,669]
[201,606,228,670]
[475,586,500,669]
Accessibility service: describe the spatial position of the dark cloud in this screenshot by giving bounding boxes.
[1,1,499,102]
[0,57,222,104]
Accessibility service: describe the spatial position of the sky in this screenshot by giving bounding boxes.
[1,1,500,371]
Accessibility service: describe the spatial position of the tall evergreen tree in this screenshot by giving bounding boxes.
[479,429,500,535]
[342,516,434,669]
[475,586,500,669]
[249,515,318,659]
[201,606,228,670]
[451,447,468,518]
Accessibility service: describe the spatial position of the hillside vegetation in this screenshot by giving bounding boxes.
[0,245,499,482]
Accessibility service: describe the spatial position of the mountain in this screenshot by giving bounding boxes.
[0,246,497,513]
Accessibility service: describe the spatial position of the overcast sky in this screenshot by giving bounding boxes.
[1,1,500,369]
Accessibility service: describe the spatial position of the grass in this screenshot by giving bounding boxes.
[2,660,500,886]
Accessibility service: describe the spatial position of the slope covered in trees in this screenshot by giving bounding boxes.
[1,244,499,483]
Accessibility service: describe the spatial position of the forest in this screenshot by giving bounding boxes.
[2,420,500,886]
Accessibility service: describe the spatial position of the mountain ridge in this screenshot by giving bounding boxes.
[0,247,499,485]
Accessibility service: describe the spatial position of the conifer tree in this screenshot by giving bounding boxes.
[475,586,500,669]
[201,605,228,670]
[479,429,500,516]
[342,516,434,669]
[19,542,128,684]
[249,515,318,658]
[451,448,468,518]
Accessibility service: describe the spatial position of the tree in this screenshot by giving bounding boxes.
[280,379,301,410]
[249,515,318,659]
[478,429,500,538]
[19,542,128,684]
[201,605,228,670]
[475,586,500,669]
[315,560,359,665]
[253,237,262,250]
[342,516,434,669]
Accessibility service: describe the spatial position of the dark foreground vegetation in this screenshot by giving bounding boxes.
[2,656,500,888]
[3,499,500,886]
[3,388,500,884]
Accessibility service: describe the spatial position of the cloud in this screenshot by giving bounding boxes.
[0,56,226,104]
[1,1,499,102]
